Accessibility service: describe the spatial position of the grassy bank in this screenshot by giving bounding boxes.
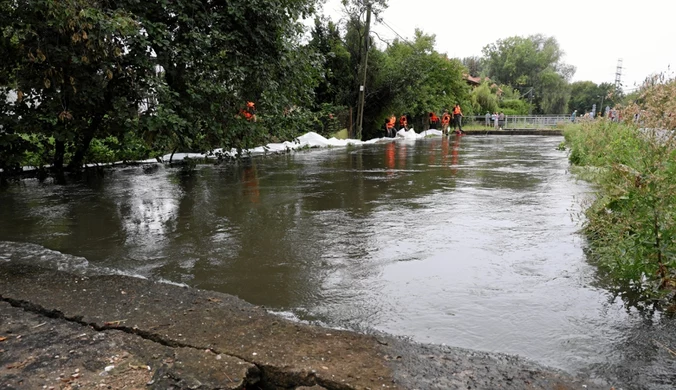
[565,120,676,303]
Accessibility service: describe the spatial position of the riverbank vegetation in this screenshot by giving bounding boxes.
[565,74,676,304]
[0,0,638,181]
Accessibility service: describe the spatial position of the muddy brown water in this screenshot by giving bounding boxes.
[1,136,674,389]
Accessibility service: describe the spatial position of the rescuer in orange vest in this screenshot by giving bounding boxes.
[441,110,452,135]
[453,103,464,134]
[429,112,439,130]
[386,114,396,137]
[239,101,257,122]
[399,114,408,131]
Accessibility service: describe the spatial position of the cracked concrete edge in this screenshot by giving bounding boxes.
[0,294,379,390]
[0,262,613,390]
[0,295,316,390]
[0,263,396,389]
[0,300,257,390]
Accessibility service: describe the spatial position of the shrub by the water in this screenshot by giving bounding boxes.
[565,115,676,303]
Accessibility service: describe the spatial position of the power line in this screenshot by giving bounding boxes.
[371,30,393,46]
[374,16,414,46]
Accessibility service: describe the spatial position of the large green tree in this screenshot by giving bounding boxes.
[309,16,354,108]
[470,82,499,114]
[569,81,621,115]
[0,0,146,172]
[117,0,320,155]
[462,56,484,77]
[482,34,575,114]
[335,5,468,138]
[345,27,469,138]
[0,0,321,175]
[382,30,468,120]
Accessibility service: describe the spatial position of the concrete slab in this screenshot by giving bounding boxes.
[0,263,611,389]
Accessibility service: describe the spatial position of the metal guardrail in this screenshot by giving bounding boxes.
[465,115,570,129]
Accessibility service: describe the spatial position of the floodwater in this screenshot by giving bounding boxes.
[1,136,674,388]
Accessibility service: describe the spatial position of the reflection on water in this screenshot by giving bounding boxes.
[1,136,674,389]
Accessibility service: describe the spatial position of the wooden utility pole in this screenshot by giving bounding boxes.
[355,3,371,140]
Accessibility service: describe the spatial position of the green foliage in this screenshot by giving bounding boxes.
[0,131,39,179]
[332,3,471,137]
[462,56,484,77]
[0,0,481,168]
[482,34,575,114]
[469,81,529,115]
[499,99,530,115]
[569,81,622,115]
[622,89,641,106]
[309,17,354,108]
[0,0,145,171]
[0,0,321,174]
[619,73,676,131]
[385,31,468,114]
[125,0,320,153]
[85,133,152,164]
[470,82,498,114]
[538,70,570,114]
[565,120,676,300]
[354,29,469,137]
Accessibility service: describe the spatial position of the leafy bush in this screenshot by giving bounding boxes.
[86,138,118,164]
[619,73,676,130]
[470,82,498,114]
[499,99,530,115]
[565,120,676,302]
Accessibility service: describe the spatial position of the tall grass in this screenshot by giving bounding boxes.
[565,120,676,301]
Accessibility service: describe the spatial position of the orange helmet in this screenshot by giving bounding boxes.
[246,101,255,108]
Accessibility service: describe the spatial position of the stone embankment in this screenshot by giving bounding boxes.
[0,263,609,389]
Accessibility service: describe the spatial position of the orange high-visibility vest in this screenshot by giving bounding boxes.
[240,101,256,121]
[442,114,451,125]
[430,114,439,123]
[386,116,396,129]
[400,116,408,127]
[240,109,253,120]
[453,106,462,115]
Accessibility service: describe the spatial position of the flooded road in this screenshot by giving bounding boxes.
[1,135,674,388]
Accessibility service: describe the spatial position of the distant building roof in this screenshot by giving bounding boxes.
[463,74,482,85]
[463,74,493,86]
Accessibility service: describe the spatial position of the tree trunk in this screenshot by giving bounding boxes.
[67,114,104,171]
[53,139,65,171]
[68,74,117,171]
[169,147,178,164]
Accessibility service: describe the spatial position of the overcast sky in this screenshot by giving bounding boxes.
[316,0,675,92]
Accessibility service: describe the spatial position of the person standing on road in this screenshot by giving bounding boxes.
[399,114,409,131]
[386,114,396,138]
[453,103,464,134]
[429,112,440,130]
[441,110,452,135]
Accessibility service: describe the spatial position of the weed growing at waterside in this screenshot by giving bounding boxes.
[565,120,676,302]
